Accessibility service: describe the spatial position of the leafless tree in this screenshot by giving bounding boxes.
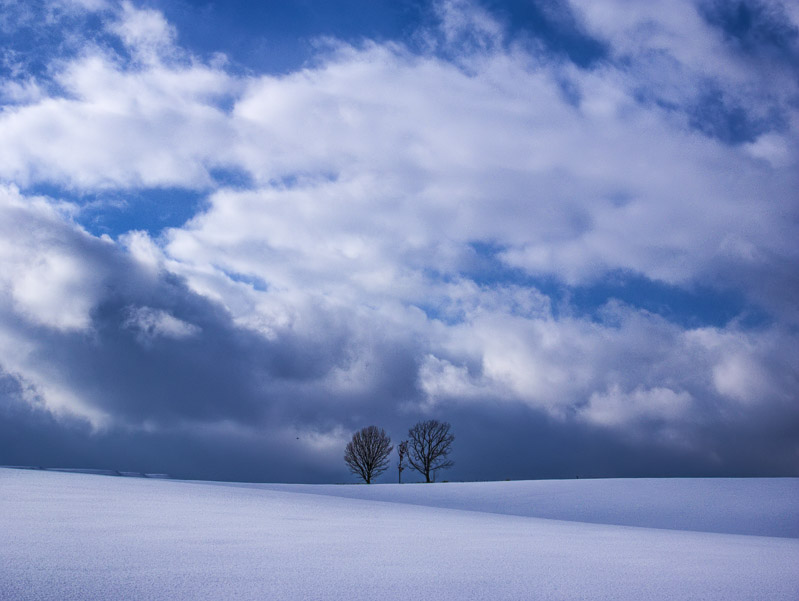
[407,420,454,483]
[397,440,408,483]
[344,425,393,484]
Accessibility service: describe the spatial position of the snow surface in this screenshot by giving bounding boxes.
[1,468,797,601]
[220,477,799,538]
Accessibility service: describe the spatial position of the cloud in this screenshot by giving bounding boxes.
[0,186,108,331]
[112,1,177,65]
[0,0,797,480]
[123,306,201,342]
[580,385,693,430]
[0,2,237,189]
[568,0,798,141]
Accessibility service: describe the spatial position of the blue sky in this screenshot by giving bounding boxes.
[0,0,797,482]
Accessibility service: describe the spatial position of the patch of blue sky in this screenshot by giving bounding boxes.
[208,167,254,190]
[219,269,269,292]
[629,65,789,146]
[688,86,788,145]
[482,0,608,67]
[459,242,764,329]
[699,0,799,63]
[566,272,769,329]
[145,0,431,75]
[144,0,612,75]
[264,171,340,190]
[24,183,207,239]
[0,4,108,85]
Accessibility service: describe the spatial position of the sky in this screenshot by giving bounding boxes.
[0,0,797,483]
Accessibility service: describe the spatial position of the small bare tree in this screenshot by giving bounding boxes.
[407,419,454,483]
[344,425,393,484]
[397,440,408,483]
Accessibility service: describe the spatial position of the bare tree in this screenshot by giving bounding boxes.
[397,440,408,483]
[407,420,454,483]
[344,425,393,484]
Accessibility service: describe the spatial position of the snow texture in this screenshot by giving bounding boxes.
[1,468,797,601]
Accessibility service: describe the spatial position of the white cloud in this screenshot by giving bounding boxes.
[0,189,113,423]
[0,186,108,331]
[712,354,772,405]
[418,354,489,404]
[744,132,794,167]
[0,78,44,104]
[686,326,791,406]
[0,48,236,189]
[580,385,693,428]
[120,230,165,271]
[435,0,504,54]
[566,0,799,133]
[170,34,793,307]
[0,0,794,296]
[111,1,177,65]
[124,306,201,342]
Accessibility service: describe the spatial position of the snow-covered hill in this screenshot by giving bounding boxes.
[204,476,799,537]
[1,468,797,600]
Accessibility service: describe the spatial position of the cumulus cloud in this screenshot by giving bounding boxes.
[0,0,797,480]
[0,3,237,189]
[0,186,108,331]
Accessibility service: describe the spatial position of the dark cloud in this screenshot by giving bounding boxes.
[3,366,797,482]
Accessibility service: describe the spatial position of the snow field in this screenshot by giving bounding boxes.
[1,468,797,601]
[234,476,799,537]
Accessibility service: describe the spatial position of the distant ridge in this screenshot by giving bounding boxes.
[0,465,170,479]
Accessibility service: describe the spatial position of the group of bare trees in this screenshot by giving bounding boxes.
[344,420,454,484]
